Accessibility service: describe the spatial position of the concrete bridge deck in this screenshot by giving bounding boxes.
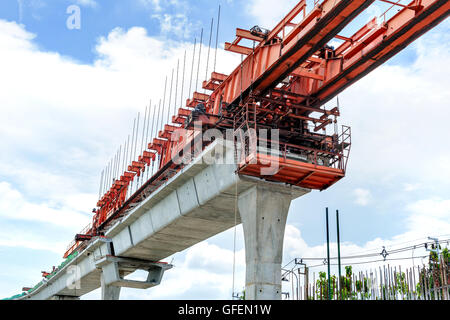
[19,139,310,300]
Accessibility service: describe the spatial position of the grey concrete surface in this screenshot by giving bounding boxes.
[238,184,308,300]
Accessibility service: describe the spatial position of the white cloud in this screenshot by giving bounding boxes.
[75,0,98,8]
[245,0,299,29]
[139,0,163,12]
[0,182,91,230]
[15,0,47,22]
[90,238,247,300]
[138,0,195,38]
[403,183,420,192]
[139,0,184,12]
[151,13,195,39]
[16,0,24,22]
[339,21,450,192]
[0,228,67,255]
[0,19,237,296]
[405,198,450,237]
[0,19,240,258]
[184,241,245,274]
[149,241,246,300]
[353,188,372,206]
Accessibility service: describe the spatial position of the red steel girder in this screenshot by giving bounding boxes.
[295,0,449,107]
[211,0,375,114]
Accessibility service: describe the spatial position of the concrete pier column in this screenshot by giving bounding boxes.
[238,183,305,300]
[101,273,121,300]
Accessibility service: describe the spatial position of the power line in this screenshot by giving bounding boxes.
[283,237,450,269]
[306,255,430,269]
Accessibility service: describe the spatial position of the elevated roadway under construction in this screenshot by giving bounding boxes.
[9,0,449,301]
[20,140,309,300]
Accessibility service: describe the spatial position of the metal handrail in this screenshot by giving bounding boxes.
[380,0,409,23]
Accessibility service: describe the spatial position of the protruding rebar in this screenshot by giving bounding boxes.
[111,157,115,187]
[114,148,119,182]
[130,118,136,165]
[205,18,214,89]
[103,163,108,197]
[124,134,130,198]
[134,112,140,162]
[189,38,197,99]
[125,134,130,173]
[196,28,204,92]
[156,99,163,171]
[98,170,104,200]
[117,146,122,181]
[214,5,221,72]
[114,154,117,185]
[146,103,156,180]
[112,151,116,183]
[128,117,137,198]
[162,76,168,130]
[155,99,162,139]
[174,60,179,117]
[122,138,127,175]
[167,69,174,124]
[181,50,186,108]
[149,101,156,144]
[141,105,148,155]
[107,159,112,189]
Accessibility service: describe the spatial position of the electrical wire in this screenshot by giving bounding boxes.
[283,237,450,269]
[306,255,430,269]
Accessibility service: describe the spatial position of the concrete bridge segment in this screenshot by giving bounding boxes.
[20,139,310,300]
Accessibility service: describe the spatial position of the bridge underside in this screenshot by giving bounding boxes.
[21,140,309,300]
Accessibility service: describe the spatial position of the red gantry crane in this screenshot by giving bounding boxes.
[64,0,449,258]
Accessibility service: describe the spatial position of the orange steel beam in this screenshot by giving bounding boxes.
[288,0,449,108]
[211,0,375,114]
[267,0,308,40]
[224,42,253,55]
[236,28,265,42]
[291,68,325,81]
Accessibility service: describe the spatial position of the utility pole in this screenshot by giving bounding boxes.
[326,208,331,300]
[427,237,440,261]
[304,266,309,300]
[426,237,444,300]
[336,209,342,299]
[296,259,308,300]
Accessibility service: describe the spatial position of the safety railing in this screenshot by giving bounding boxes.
[237,126,351,173]
[63,222,93,258]
[379,0,412,23]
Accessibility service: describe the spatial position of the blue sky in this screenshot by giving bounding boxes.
[0,0,449,300]
[0,0,247,64]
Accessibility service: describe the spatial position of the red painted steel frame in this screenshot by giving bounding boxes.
[63,0,449,258]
